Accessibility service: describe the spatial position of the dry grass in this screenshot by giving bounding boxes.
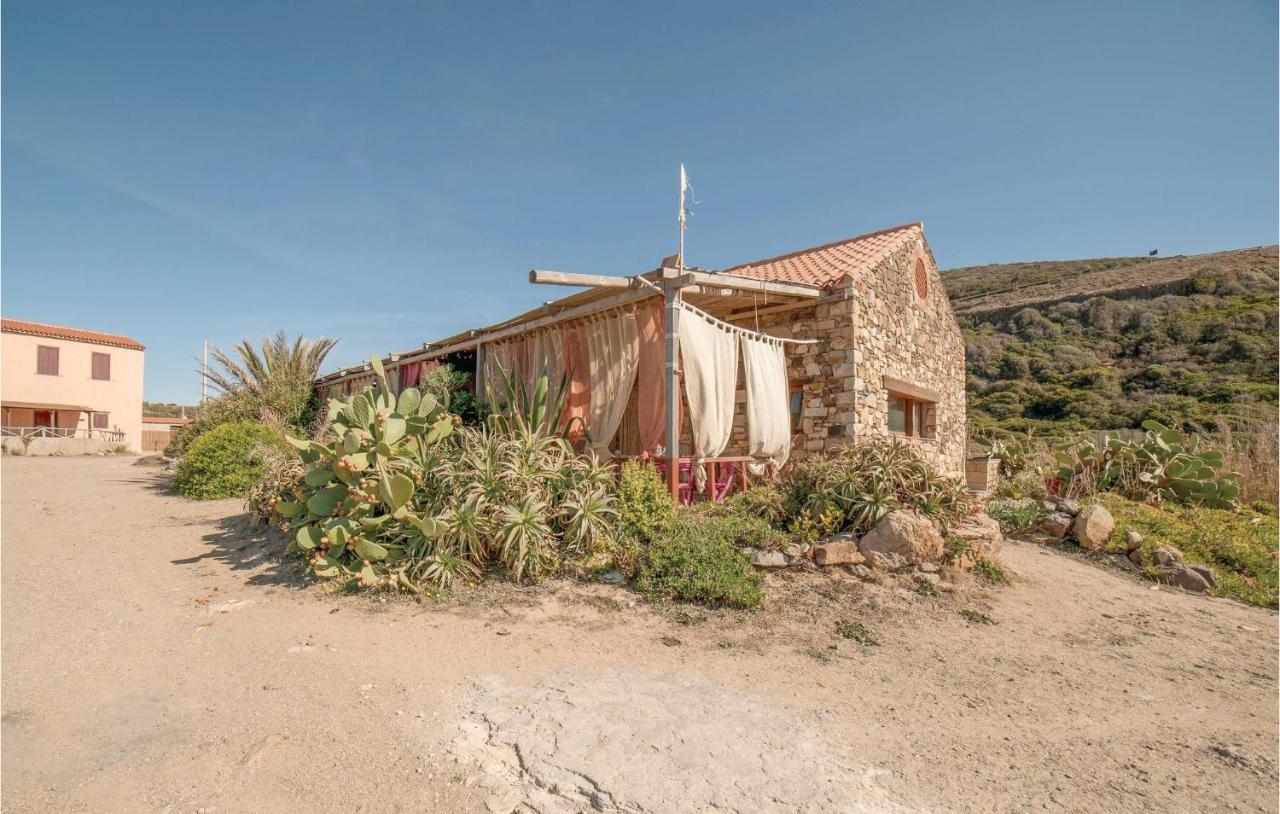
[1206,419,1278,506]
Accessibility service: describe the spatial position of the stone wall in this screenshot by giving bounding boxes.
[723,234,967,477]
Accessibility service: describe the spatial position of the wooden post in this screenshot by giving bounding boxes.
[663,280,681,504]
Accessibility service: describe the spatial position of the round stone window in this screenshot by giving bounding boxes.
[914,256,928,300]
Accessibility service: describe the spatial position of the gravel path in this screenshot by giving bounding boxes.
[2,456,1276,813]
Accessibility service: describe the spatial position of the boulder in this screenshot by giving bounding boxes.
[1162,563,1211,593]
[747,549,788,569]
[1153,546,1184,567]
[1125,530,1144,553]
[918,561,941,574]
[1186,562,1216,587]
[812,541,864,566]
[857,510,944,570]
[1072,505,1115,551]
[1108,553,1141,573]
[1039,513,1073,539]
[1050,497,1081,516]
[949,513,1004,571]
[848,564,873,579]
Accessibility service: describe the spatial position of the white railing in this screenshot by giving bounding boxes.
[1,426,126,443]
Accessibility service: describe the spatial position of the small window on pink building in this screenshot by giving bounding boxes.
[92,352,111,381]
[93,413,109,429]
[37,345,59,375]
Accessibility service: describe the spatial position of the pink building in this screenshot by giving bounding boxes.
[1,318,145,451]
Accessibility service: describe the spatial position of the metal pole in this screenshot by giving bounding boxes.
[663,279,682,503]
[678,164,686,269]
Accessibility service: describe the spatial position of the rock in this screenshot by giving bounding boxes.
[1072,505,1115,551]
[1026,532,1058,546]
[1153,546,1184,567]
[857,510,944,570]
[1051,497,1081,516]
[1128,548,1144,565]
[748,549,788,569]
[783,542,810,559]
[1125,530,1144,553]
[812,541,864,566]
[1108,553,1141,573]
[918,561,940,574]
[849,564,873,579]
[1041,500,1058,513]
[1186,562,1216,587]
[1162,563,1211,593]
[914,571,942,587]
[598,569,626,585]
[947,512,1005,571]
[1039,513,1073,539]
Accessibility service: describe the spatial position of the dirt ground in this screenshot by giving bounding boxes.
[2,456,1277,813]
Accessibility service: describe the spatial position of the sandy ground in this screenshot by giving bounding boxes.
[2,456,1277,813]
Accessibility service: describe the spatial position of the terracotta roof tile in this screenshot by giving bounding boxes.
[719,222,924,288]
[1,318,145,350]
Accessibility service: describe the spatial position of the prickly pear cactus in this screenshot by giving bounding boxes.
[270,354,458,590]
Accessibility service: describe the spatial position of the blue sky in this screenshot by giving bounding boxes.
[4,1,1276,403]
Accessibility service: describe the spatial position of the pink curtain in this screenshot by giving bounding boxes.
[399,361,424,392]
[637,298,668,454]
[562,326,590,442]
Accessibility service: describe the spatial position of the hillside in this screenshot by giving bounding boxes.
[943,245,1278,433]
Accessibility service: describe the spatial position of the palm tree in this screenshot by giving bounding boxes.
[201,331,338,397]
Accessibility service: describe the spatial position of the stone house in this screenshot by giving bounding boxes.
[315,221,966,480]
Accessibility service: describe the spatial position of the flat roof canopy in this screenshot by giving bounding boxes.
[1,401,94,412]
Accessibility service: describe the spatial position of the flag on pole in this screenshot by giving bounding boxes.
[678,164,697,268]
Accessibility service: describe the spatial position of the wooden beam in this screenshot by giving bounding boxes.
[529,269,634,289]
[663,281,682,504]
[657,267,821,299]
[725,299,818,320]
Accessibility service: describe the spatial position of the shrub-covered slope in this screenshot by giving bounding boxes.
[944,245,1279,432]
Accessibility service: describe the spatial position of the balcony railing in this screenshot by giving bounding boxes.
[1,426,126,443]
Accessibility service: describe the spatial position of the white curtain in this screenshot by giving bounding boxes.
[525,330,565,398]
[741,333,791,476]
[678,305,738,491]
[483,341,517,402]
[585,311,639,456]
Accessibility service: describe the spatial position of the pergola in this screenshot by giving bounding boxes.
[314,266,826,498]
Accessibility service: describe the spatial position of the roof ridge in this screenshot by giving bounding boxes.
[722,221,922,273]
[1,317,145,350]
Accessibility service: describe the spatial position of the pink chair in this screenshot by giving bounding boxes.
[712,461,738,504]
[655,461,693,506]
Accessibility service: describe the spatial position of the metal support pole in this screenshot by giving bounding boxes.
[663,281,682,503]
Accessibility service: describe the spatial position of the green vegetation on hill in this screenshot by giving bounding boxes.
[945,246,1279,434]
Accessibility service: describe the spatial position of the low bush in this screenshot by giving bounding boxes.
[1099,494,1278,608]
[175,422,290,500]
[634,516,764,609]
[683,502,790,550]
[723,483,788,527]
[616,459,674,543]
[986,499,1048,533]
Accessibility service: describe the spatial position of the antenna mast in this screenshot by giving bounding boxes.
[678,164,687,269]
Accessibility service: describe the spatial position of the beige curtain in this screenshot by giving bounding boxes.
[678,305,738,491]
[741,333,791,476]
[483,341,518,402]
[585,311,639,455]
[525,330,565,398]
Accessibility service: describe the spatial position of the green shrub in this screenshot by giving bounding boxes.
[986,499,1048,532]
[634,517,764,608]
[723,484,787,527]
[616,459,674,543]
[972,558,1011,585]
[176,422,290,500]
[683,502,790,550]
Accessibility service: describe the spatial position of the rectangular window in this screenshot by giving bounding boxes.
[37,345,59,376]
[92,352,111,381]
[93,413,109,429]
[789,389,804,433]
[887,391,936,440]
